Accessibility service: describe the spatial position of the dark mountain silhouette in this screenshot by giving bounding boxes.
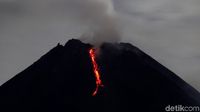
[1,39,200,112]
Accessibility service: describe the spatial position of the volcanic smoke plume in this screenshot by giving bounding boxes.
[76,0,120,45]
[0,39,200,112]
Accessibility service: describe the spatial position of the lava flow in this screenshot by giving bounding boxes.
[89,48,104,96]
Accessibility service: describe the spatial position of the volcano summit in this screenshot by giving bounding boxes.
[1,39,200,112]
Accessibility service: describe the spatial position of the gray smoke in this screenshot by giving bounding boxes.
[75,0,120,45]
[26,0,120,45]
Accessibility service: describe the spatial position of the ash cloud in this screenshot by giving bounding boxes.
[74,0,120,45]
[24,0,121,45]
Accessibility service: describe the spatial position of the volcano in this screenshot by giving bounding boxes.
[1,39,200,112]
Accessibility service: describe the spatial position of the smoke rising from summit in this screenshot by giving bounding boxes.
[76,0,120,45]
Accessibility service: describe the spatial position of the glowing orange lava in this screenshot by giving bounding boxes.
[89,48,104,96]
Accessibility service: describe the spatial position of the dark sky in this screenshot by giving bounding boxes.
[0,0,200,91]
